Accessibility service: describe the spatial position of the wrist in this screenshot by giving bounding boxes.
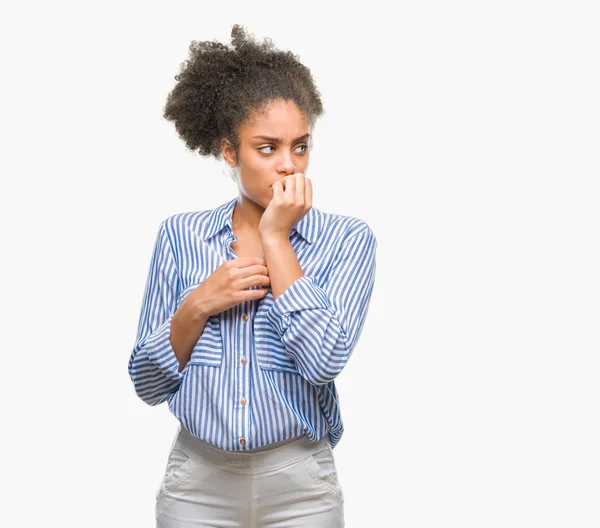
[259,231,289,245]
[180,292,212,321]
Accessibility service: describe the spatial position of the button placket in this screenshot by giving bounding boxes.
[238,302,252,449]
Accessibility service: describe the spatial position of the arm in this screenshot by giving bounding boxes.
[261,236,304,302]
[127,221,185,406]
[263,223,377,385]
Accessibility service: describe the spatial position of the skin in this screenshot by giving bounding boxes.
[170,98,315,372]
[221,98,313,302]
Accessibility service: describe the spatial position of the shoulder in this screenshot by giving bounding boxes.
[159,210,209,233]
[157,205,218,242]
[319,208,377,243]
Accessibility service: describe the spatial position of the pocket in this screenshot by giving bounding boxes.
[302,447,344,501]
[177,283,224,368]
[254,330,299,373]
[254,298,299,374]
[161,445,198,493]
[186,313,224,367]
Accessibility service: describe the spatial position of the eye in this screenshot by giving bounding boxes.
[258,144,309,155]
[258,145,275,154]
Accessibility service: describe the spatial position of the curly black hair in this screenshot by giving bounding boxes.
[163,24,325,164]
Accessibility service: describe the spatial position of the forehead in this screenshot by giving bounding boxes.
[239,100,309,138]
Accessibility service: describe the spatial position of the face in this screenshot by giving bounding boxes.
[222,99,311,210]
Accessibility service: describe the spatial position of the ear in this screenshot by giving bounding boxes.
[221,138,238,168]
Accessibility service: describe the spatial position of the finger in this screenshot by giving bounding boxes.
[236,257,266,266]
[238,265,271,280]
[272,180,284,200]
[295,173,304,204]
[284,174,295,201]
[238,264,269,278]
[239,273,271,290]
[243,288,269,302]
[305,175,312,208]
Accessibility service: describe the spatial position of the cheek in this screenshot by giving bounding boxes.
[244,157,271,181]
[299,157,310,171]
[240,175,273,206]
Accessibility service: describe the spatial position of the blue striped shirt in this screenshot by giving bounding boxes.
[128,197,377,451]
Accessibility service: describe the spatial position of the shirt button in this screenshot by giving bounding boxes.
[240,397,247,405]
[240,437,246,445]
[242,314,249,322]
[241,356,247,364]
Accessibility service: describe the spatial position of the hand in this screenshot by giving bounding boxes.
[258,173,312,240]
[183,257,270,317]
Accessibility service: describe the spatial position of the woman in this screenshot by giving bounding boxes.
[128,24,377,527]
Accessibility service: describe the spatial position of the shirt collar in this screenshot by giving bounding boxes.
[202,197,321,244]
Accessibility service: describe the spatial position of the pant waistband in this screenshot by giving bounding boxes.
[175,425,331,475]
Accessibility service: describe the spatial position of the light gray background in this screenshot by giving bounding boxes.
[2,1,599,527]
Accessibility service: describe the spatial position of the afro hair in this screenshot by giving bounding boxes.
[163,24,325,162]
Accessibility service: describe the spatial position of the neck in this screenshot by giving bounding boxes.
[232,193,264,234]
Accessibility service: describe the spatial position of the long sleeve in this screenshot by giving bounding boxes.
[265,224,377,386]
[128,221,183,406]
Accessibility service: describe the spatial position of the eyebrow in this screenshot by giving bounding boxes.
[251,133,310,143]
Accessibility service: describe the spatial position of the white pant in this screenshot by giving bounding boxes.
[155,424,345,527]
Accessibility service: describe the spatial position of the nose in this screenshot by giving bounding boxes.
[276,154,296,176]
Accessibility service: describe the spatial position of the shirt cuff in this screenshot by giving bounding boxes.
[265,275,331,336]
[144,315,183,382]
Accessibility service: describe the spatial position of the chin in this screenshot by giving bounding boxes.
[247,194,267,210]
